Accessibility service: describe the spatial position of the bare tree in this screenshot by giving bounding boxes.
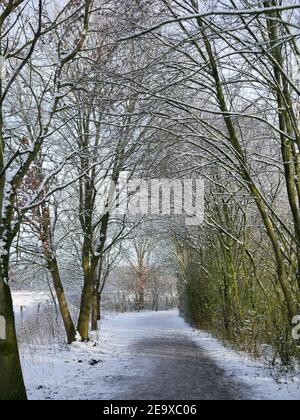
[0,0,92,400]
[122,0,300,321]
[123,238,154,311]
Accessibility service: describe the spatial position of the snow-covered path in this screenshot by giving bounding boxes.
[22,310,300,400]
[109,311,250,400]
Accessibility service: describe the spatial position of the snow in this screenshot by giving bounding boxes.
[188,324,300,401]
[123,5,300,41]
[5,169,18,183]
[0,239,8,256]
[18,309,300,400]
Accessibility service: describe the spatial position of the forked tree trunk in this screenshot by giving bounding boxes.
[0,276,27,400]
[49,260,76,344]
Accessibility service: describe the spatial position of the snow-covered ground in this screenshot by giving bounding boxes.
[189,323,300,400]
[17,304,300,400]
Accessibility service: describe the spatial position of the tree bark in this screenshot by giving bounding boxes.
[0,277,27,400]
[97,293,102,321]
[48,260,76,344]
[91,290,100,331]
[38,202,77,345]
[77,273,94,341]
[137,272,145,311]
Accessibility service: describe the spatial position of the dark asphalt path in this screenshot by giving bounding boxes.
[111,311,252,400]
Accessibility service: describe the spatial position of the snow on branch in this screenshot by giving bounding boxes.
[120,4,300,41]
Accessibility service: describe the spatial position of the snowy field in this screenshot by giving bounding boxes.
[13,292,300,400]
[13,291,51,319]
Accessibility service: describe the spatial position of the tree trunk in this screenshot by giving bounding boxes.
[91,289,99,331]
[77,274,94,341]
[0,279,27,400]
[97,293,102,321]
[137,272,145,311]
[155,298,159,312]
[49,260,76,344]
